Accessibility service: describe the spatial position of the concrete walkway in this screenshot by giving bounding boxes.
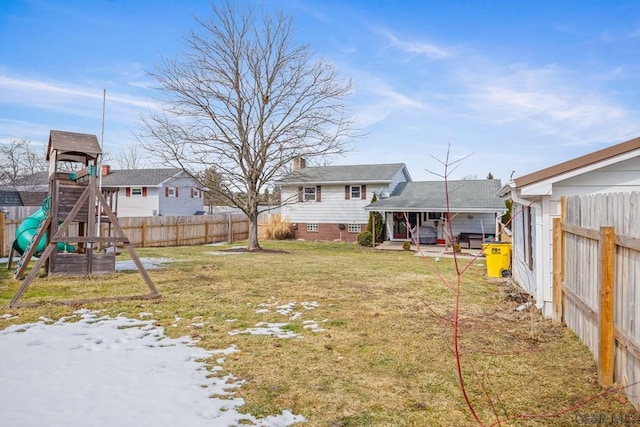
[375,241,484,259]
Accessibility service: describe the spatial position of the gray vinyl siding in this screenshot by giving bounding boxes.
[158,176,204,216]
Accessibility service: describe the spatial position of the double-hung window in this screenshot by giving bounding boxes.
[304,186,316,202]
[350,185,361,199]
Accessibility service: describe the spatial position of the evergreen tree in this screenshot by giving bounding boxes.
[367,193,385,242]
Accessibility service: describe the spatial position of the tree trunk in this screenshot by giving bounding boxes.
[247,212,261,251]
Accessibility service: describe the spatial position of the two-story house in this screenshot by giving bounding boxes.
[100,166,204,217]
[278,160,411,242]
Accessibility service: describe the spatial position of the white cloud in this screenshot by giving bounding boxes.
[451,61,638,145]
[381,30,451,59]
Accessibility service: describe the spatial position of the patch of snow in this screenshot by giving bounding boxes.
[115,257,173,271]
[302,320,326,333]
[276,303,296,316]
[229,322,300,339]
[0,310,305,426]
[206,251,245,256]
[301,301,319,310]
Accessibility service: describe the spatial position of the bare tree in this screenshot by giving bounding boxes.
[0,138,46,186]
[114,144,146,169]
[139,1,355,250]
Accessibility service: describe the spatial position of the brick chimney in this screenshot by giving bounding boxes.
[293,157,306,170]
[102,164,111,176]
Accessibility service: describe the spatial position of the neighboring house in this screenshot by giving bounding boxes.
[100,166,205,217]
[365,179,505,246]
[278,161,411,242]
[499,135,640,318]
[0,185,47,218]
[7,171,49,205]
[4,167,205,218]
[0,189,23,207]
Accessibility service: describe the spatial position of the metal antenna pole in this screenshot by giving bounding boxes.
[97,89,106,246]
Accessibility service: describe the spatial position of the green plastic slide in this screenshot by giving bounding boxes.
[13,207,75,255]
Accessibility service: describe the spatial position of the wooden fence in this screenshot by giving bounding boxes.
[555,192,640,408]
[0,212,250,257]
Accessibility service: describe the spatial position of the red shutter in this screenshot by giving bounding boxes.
[345,185,350,200]
[316,186,321,202]
[175,188,179,197]
[142,187,147,197]
[165,187,169,197]
[298,186,303,202]
[361,185,367,200]
[190,188,194,198]
[126,187,130,197]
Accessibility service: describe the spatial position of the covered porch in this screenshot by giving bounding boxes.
[364,180,507,247]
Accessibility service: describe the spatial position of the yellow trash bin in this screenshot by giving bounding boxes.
[482,243,512,278]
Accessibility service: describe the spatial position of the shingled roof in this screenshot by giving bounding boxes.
[365,179,504,212]
[0,189,23,206]
[278,163,410,185]
[101,168,184,186]
[47,130,102,162]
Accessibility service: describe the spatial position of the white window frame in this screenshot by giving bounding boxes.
[304,186,316,202]
[348,224,361,233]
[307,223,319,232]
[350,185,361,200]
[167,187,175,197]
[131,187,143,197]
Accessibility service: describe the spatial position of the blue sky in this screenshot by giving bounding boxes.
[1,0,640,182]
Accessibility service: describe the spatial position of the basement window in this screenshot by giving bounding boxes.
[307,223,319,232]
[348,224,361,233]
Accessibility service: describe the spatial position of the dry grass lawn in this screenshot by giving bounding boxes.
[0,240,635,426]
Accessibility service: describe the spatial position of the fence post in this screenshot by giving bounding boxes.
[0,212,6,257]
[141,219,147,248]
[204,221,209,244]
[552,218,563,323]
[598,226,615,386]
[175,217,181,246]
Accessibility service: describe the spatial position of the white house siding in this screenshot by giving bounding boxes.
[281,184,379,224]
[158,177,204,216]
[388,169,409,194]
[512,156,640,318]
[117,188,161,217]
[510,201,539,311]
[116,178,203,217]
[281,184,384,242]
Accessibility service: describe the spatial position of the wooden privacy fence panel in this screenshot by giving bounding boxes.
[560,192,640,408]
[1,212,250,256]
[107,213,249,247]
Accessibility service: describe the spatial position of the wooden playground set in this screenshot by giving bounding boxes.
[6,130,159,307]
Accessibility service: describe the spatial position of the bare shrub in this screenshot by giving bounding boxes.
[260,214,292,240]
